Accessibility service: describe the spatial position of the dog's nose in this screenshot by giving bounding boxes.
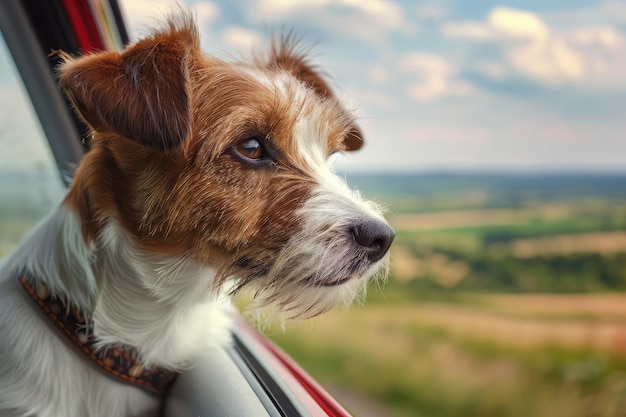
[351,219,395,262]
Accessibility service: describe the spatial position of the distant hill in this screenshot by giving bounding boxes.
[343,172,626,213]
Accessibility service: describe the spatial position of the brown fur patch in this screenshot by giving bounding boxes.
[59,17,198,150]
[266,35,364,151]
[60,14,358,283]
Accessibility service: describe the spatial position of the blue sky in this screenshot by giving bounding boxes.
[121,0,626,172]
[2,0,625,173]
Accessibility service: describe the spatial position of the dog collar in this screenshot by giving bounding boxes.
[18,275,178,396]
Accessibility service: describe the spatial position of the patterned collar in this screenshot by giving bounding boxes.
[18,275,178,396]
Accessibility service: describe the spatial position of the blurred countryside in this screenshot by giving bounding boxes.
[269,173,626,417]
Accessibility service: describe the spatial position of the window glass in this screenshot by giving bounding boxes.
[0,34,65,257]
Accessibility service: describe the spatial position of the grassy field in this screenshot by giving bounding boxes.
[268,173,626,417]
[270,294,626,417]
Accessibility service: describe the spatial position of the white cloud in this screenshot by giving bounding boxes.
[245,0,413,42]
[442,7,548,41]
[400,53,451,74]
[368,66,390,83]
[568,26,622,49]
[255,0,405,28]
[191,1,220,28]
[346,0,406,29]
[121,0,174,39]
[488,7,549,41]
[220,27,262,50]
[121,0,219,40]
[441,6,626,88]
[399,53,473,101]
[507,39,584,84]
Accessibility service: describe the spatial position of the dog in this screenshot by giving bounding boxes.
[0,13,394,417]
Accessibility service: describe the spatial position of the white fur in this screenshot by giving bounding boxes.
[245,177,390,321]
[0,207,234,416]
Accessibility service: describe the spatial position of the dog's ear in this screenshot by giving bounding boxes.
[58,18,197,150]
[268,38,364,151]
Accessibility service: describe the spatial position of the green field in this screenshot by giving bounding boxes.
[268,173,626,417]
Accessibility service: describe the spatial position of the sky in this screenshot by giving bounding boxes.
[1,0,626,173]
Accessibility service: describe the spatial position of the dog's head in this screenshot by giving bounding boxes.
[59,14,394,318]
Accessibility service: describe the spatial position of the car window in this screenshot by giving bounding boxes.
[0,33,65,258]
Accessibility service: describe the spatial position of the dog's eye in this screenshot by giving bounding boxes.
[235,138,264,160]
[231,134,278,167]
